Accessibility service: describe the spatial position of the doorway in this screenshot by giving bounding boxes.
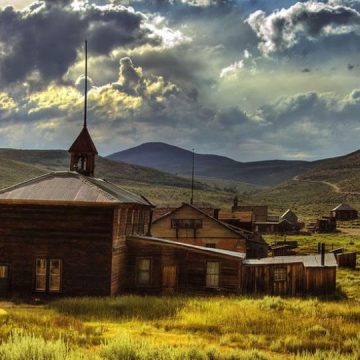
[162,265,177,294]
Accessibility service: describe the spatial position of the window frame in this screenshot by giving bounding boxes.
[273,267,287,282]
[35,258,62,293]
[206,261,220,289]
[205,243,216,249]
[136,257,152,287]
[171,219,203,229]
[125,208,134,235]
[49,259,62,293]
[0,265,9,279]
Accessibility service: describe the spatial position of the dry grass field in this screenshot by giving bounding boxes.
[0,233,359,360]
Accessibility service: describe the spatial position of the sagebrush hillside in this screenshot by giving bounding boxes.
[0,149,201,190]
[298,149,360,192]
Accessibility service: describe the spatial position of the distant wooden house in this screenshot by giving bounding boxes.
[331,204,358,220]
[151,203,268,259]
[309,216,337,233]
[254,219,295,234]
[280,209,298,225]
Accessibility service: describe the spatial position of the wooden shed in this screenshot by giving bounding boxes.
[331,204,358,221]
[242,254,337,296]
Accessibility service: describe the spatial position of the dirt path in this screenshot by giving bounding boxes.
[292,176,360,195]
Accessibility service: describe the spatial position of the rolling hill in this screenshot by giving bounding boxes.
[107,142,316,186]
[297,149,360,193]
[0,149,201,190]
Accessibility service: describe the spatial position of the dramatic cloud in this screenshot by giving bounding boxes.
[0,0,185,86]
[247,1,360,54]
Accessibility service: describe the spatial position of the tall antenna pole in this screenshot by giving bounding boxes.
[190,148,195,205]
[84,40,88,128]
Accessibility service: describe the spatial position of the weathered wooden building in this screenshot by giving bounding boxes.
[331,204,358,220]
[126,236,337,296]
[151,203,268,258]
[0,142,153,297]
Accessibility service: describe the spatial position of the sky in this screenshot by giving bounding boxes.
[0,0,359,161]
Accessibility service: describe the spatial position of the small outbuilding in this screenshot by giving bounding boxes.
[331,204,358,221]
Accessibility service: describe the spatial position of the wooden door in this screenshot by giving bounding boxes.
[162,265,177,293]
[0,265,10,297]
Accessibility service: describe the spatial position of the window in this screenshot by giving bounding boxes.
[171,219,203,229]
[35,259,47,291]
[205,244,216,248]
[126,209,134,235]
[49,260,61,292]
[138,211,145,234]
[274,268,286,282]
[136,258,151,286]
[0,265,8,279]
[35,259,62,292]
[206,262,220,288]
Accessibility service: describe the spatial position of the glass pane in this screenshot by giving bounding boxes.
[206,262,220,288]
[138,259,150,271]
[207,262,219,275]
[36,275,46,291]
[50,260,61,275]
[36,259,47,275]
[49,260,61,292]
[49,275,60,292]
[206,274,219,288]
[0,266,8,278]
[138,271,150,285]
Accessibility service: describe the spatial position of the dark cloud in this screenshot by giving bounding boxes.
[247,1,360,54]
[0,1,164,86]
[301,68,311,72]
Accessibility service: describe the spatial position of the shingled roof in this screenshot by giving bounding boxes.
[0,171,151,206]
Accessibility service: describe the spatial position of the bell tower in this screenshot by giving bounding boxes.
[68,40,98,177]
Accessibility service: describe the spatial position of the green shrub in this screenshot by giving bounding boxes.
[0,331,95,360]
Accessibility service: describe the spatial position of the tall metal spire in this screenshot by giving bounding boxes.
[84,40,88,128]
[190,148,195,205]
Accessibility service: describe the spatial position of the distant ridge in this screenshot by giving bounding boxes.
[107,142,315,186]
[0,148,200,190]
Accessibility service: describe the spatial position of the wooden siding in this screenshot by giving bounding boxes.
[111,205,151,295]
[243,264,336,296]
[152,205,246,252]
[335,252,357,268]
[125,238,242,295]
[0,204,114,296]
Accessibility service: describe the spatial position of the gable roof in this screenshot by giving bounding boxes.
[332,203,357,211]
[281,209,296,218]
[68,127,98,154]
[0,171,152,206]
[127,235,246,260]
[153,202,251,238]
[244,253,337,268]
